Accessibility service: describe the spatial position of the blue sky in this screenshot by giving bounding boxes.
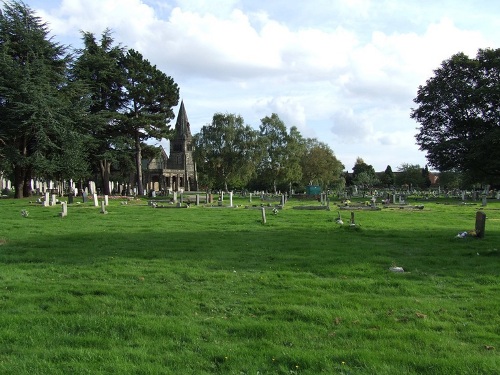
[21,0,500,171]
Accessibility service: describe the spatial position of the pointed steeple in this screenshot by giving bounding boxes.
[174,100,192,140]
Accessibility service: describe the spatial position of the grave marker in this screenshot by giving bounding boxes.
[43,192,50,207]
[261,207,266,224]
[93,193,99,207]
[229,191,233,207]
[100,201,108,214]
[104,195,109,206]
[82,191,88,203]
[60,202,67,217]
[50,194,57,206]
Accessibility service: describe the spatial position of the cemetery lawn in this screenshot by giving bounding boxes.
[0,197,499,374]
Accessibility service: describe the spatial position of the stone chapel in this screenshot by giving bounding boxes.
[143,101,198,193]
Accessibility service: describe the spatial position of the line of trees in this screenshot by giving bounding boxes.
[0,1,179,198]
[194,113,345,192]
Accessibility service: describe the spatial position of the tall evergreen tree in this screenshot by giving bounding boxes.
[71,29,126,195]
[0,1,87,197]
[121,49,179,195]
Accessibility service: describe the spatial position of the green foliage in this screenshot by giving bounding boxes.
[351,157,378,188]
[0,198,499,374]
[194,113,261,190]
[0,1,88,197]
[301,138,344,188]
[259,114,304,192]
[396,163,426,189]
[380,165,395,187]
[71,29,128,194]
[121,49,179,195]
[412,48,500,185]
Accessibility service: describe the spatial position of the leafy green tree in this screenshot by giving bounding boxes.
[437,170,463,190]
[194,113,261,190]
[380,165,395,187]
[258,114,303,192]
[71,29,127,195]
[121,49,179,195]
[301,138,343,188]
[0,1,88,197]
[351,157,378,188]
[395,163,425,189]
[411,48,500,185]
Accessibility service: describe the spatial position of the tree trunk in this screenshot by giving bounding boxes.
[135,130,144,196]
[13,166,24,199]
[99,159,111,195]
[22,166,32,197]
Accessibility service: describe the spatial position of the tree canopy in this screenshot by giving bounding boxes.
[0,0,87,197]
[411,48,500,185]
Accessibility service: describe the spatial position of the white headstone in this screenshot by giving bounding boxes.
[60,202,67,217]
[100,201,108,214]
[229,191,233,207]
[50,194,57,206]
[44,192,50,207]
[93,193,99,207]
[104,195,109,206]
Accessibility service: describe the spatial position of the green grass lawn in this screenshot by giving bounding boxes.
[0,195,499,374]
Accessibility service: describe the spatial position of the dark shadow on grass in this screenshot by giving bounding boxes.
[1,224,499,278]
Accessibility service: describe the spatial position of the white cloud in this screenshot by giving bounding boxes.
[23,0,499,171]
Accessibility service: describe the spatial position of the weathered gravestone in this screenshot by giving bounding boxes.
[43,192,50,207]
[93,193,99,207]
[60,202,67,217]
[100,201,108,214]
[261,207,266,224]
[68,193,74,204]
[475,211,486,238]
[82,192,88,203]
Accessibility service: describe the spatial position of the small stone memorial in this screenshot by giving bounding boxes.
[60,202,67,217]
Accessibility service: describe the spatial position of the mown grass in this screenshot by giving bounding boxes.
[0,196,499,374]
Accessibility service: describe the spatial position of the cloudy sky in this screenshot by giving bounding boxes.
[22,0,500,171]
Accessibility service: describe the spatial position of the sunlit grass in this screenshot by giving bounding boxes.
[0,195,499,374]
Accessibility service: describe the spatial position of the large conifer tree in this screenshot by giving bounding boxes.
[0,1,87,197]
